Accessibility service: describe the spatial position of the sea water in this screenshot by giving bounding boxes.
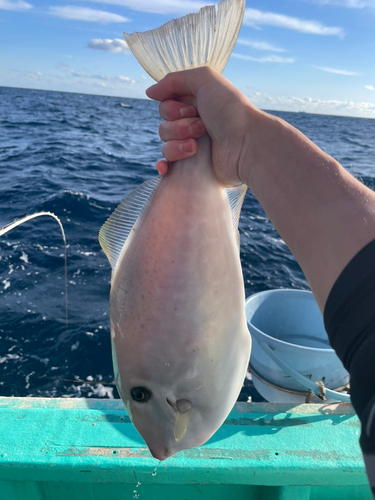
[1,86,374,400]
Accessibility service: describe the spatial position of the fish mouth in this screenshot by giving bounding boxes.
[149,446,172,461]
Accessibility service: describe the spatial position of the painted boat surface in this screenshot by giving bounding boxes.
[0,397,372,499]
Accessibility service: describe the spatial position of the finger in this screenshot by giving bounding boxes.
[147,71,196,101]
[146,67,215,101]
[155,160,169,176]
[161,139,198,163]
[159,100,197,121]
[159,118,206,142]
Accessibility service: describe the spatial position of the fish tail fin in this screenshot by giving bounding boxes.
[123,0,245,81]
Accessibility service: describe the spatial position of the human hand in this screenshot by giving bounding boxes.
[146,67,262,187]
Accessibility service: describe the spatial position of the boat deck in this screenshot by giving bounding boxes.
[0,397,371,499]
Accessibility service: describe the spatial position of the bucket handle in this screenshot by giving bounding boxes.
[259,342,351,403]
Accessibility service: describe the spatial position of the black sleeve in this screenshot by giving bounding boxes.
[324,238,375,496]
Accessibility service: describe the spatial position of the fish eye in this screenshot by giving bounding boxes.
[130,387,151,403]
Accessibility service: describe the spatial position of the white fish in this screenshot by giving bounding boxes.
[99,0,251,460]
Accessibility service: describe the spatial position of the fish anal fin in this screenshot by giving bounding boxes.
[99,177,161,271]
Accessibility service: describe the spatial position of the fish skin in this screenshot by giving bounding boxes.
[109,134,251,460]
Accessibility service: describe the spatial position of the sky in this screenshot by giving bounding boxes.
[1,0,375,117]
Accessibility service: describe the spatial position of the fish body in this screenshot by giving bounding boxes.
[108,135,250,459]
[99,0,251,459]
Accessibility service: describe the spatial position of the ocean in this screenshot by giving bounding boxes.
[1,86,374,401]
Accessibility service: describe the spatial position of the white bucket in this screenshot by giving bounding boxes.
[245,289,350,404]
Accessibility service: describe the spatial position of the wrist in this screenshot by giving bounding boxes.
[238,107,294,189]
[237,104,274,186]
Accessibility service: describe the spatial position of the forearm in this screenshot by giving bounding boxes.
[242,109,375,311]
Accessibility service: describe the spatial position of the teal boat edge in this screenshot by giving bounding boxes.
[0,397,372,500]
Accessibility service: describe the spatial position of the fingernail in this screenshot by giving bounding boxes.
[180,141,194,153]
[179,106,195,118]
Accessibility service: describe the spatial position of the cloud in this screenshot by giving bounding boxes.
[0,0,32,10]
[232,53,294,64]
[70,70,110,80]
[70,69,135,84]
[118,75,135,84]
[49,6,129,23]
[77,0,206,15]
[244,8,344,37]
[308,0,375,7]
[237,38,285,52]
[88,38,129,54]
[248,92,375,118]
[316,66,359,76]
[365,85,374,90]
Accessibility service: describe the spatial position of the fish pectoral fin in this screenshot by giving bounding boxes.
[123,0,245,82]
[98,177,161,271]
[174,407,192,443]
[225,184,247,251]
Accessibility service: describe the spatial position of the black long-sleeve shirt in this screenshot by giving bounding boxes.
[324,238,375,496]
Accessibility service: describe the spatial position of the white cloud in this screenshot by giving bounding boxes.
[365,85,374,90]
[69,69,135,84]
[237,38,285,52]
[316,66,359,76]
[88,38,129,54]
[248,92,375,118]
[308,0,375,7]
[49,6,129,23]
[232,53,294,64]
[78,0,206,15]
[118,75,135,84]
[0,0,32,10]
[2,68,143,97]
[23,71,43,78]
[71,70,110,80]
[244,8,344,37]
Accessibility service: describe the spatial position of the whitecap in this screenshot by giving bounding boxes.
[20,251,29,263]
[71,341,79,351]
[88,384,114,399]
[0,354,20,364]
[2,279,10,290]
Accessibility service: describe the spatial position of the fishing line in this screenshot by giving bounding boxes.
[0,212,69,328]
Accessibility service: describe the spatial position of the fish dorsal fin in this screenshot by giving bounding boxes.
[99,177,161,271]
[225,184,247,251]
[123,0,245,81]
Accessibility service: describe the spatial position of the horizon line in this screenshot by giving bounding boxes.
[1,85,374,121]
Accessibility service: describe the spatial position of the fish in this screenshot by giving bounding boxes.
[99,0,251,461]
